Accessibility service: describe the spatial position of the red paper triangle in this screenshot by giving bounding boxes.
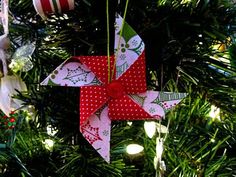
[117,51,147,94]
[73,56,115,85]
[80,86,109,125]
[108,94,151,120]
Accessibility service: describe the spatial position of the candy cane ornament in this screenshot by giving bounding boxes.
[33,0,74,19]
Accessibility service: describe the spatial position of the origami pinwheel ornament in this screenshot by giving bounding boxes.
[41,14,187,162]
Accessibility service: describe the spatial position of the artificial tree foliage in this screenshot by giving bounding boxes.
[0,0,236,176]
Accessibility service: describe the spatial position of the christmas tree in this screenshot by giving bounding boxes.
[1,0,236,176]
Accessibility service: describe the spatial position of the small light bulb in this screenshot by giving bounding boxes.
[47,125,58,136]
[144,121,156,138]
[127,121,133,126]
[209,105,220,121]
[43,139,54,151]
[126,144,144,155]
[210,138,215,143]
[156,123,169,134]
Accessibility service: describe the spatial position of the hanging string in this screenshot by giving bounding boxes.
[116,0,121,15]
[111,0,129,80]
[160,64,164,91]
[158,63,164,141]
[155,137,164,177]
[106,0,111,83]
[155,118,166,177]
[175,60,182,87]
[155,62,167,177]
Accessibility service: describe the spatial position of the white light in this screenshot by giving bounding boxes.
[127,121,133,126]
[63,14,69,19]
[210,138,215,143]
[144,121,156,138]
[180,0,191,4]
[47,125,58,136]
[156,123,169,134]
[209,105,220,121]
[43,139,54,151]
[126,144,144,155]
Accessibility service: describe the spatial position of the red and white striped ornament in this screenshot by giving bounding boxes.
[33,0,74,19]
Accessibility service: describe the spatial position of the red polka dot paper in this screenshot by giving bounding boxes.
[117,51,147,94]
[108,95,151,120]
[80,86,109,125]
[78,56,115,85]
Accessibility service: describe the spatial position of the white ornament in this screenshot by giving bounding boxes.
[0,75,27,115]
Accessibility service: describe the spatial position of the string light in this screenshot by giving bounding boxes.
[144,122,169,138]
[180,0,191,4]
[210,138,216,143]
[43,139,54,151]
[127,121,133,126]
[126,144,144,155]
[209,105,220,121]
[156,123,169,134]
[144,121,156,138]
[46,125,58,136]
